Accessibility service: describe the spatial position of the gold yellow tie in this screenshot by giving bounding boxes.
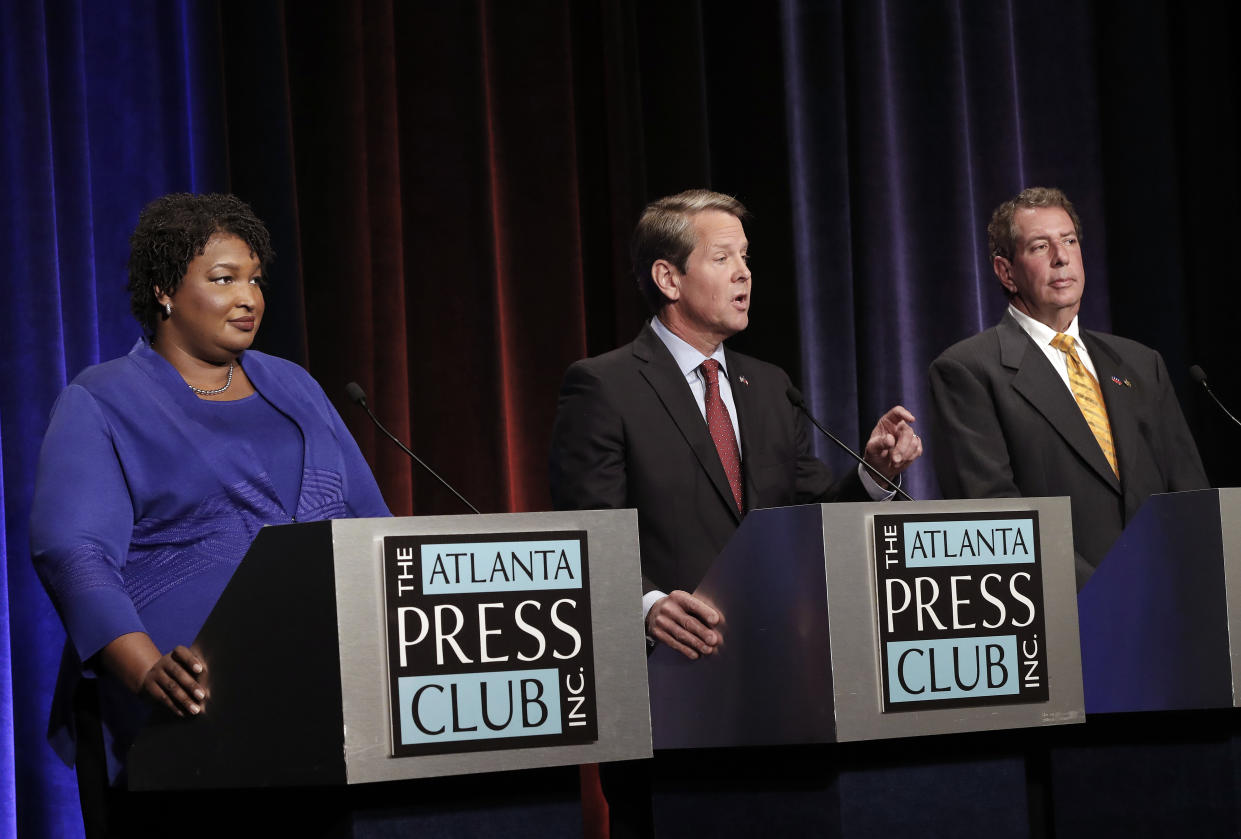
[1050,333,1119,478]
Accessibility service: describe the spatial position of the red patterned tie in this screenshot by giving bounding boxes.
[700,359,743,512]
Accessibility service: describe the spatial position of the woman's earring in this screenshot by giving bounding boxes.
[164,302,173,317]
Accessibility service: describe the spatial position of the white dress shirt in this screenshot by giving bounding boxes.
[1006,304,1100,388]
[642,316,894,621]
[649,316,742,451]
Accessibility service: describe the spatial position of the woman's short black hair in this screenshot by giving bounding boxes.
[126,193,275,334]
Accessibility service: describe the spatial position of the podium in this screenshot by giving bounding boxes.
[1078,487,1241,713]
[1051,488,1241,837]
[649,497,1084,747]
[125,510,651,835]
[646,498,1083,837]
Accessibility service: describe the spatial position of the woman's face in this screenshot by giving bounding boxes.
[156,233,264,362]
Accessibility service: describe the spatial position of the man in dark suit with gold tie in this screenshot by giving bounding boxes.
[929,187,1209,588]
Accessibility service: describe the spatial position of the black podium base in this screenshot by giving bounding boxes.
[645,713,1241,839]
[116,764,580,839]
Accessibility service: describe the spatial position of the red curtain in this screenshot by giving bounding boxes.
[219,3,658,833]
[228,1,652,521]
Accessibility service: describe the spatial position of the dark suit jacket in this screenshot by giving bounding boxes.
[928,312,1208,586]
[549,323,866,595]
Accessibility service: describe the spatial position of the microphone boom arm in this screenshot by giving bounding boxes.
[346,382,482,515]
[786,386,915,502]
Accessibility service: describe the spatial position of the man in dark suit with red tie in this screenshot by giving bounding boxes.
[929,187,1209,588]
[549,188,922,838]
[549,188,922,660]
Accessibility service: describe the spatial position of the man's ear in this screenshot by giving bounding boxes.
[993,255,1016,294]
[651,260,680,303]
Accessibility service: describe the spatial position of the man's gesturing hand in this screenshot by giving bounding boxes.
[863,405,922,483]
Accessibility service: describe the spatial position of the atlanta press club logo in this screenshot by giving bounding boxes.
[873,512,1049,712]
[382,530,598,757]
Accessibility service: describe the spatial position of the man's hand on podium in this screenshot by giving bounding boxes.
[647,590,723,660]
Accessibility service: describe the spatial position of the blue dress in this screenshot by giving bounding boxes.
[30,339,391,780]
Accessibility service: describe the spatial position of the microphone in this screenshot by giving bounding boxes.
[346,382,482,514]
[786,386,916,502]
[1190,365,1241,430]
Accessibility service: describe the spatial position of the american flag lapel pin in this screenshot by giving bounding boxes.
[738,375,750,386]
[1110,375,1123,387]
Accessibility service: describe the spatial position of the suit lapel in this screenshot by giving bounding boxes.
[1081,331,1142,492]
[634,325,743,523]
[1000,314,1121,493]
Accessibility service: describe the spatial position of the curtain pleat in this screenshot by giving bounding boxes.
[5,2,1241,836]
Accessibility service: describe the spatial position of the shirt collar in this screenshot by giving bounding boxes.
[650,316,728,378]
[1007,304,1082,348]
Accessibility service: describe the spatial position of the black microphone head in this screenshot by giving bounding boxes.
[786,385,806,408]
[345,381,368,406]
[1190,365,1208,386]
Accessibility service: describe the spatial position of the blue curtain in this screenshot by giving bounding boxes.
[777,0,1114,498]
[4,1,1240,836]
[1,1,229,835]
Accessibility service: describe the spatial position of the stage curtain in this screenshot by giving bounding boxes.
[0,2,233,836]
[4,1,1241,837]
[217,0,674,520]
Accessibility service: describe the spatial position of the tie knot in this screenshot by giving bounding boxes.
[700,359,722,385]
[1051,333,1076,354]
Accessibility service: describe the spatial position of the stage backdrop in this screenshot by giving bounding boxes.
[3,1,1238,837]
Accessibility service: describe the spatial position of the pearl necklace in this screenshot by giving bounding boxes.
[190,363,235,396]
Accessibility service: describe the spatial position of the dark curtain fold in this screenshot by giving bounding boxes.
[5,1,1241,836]
[1094,0,1241,467]
[253,0,608,517]
[218,1,308,367]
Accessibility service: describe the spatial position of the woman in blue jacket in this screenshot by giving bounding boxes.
[30,193,390,836]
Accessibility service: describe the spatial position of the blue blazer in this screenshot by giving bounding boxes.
[31,339,390,779]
